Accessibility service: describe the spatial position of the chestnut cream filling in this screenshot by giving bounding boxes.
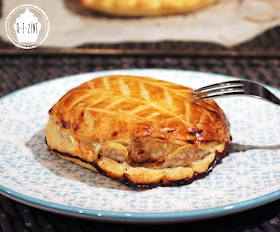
[46,118,225,169]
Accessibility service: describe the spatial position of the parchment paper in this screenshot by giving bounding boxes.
[0,0,280,48]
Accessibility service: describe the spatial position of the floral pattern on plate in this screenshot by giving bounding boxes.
[0,69,280,222]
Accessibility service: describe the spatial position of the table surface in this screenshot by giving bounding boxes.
[1,24,280,232]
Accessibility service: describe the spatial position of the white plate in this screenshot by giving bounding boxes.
[1,69,280,223]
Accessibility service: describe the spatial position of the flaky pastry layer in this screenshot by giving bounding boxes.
[46,116,230,187]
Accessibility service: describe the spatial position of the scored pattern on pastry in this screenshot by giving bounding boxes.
[51,75,228,143]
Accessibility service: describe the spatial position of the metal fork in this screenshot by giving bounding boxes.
[190,80,280,106]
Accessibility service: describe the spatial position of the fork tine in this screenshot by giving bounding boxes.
[190,80,280,106]
[190,91,246,103]
[190,85,244,98]
[190,80,243,94]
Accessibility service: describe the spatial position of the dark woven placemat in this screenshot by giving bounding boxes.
[0,55,280,98]
[0,194,280,232]
[0,54,280,232]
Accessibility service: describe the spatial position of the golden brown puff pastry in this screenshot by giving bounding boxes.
[46,75,231,188]
[80,0,217,17]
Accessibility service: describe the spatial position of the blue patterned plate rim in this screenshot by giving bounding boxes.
[0,184,280,223]
[0,69,280,223]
